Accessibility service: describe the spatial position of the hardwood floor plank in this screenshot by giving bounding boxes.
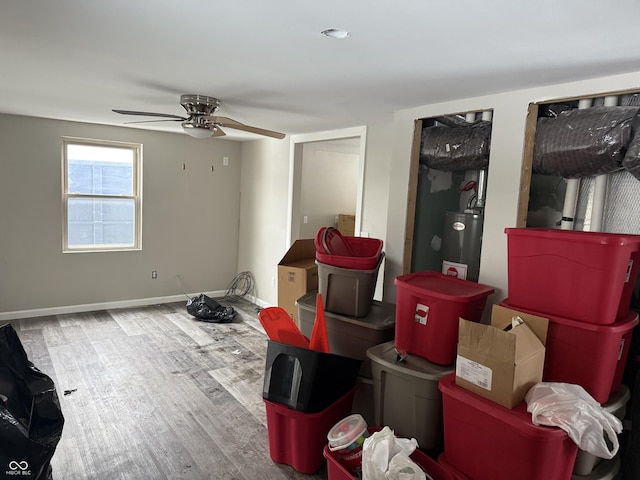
[164,312,219,347]
[207,366,267,425]
[9,300,329,480]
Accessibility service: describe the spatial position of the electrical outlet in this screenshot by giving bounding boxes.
[303,215,308,224]
[271,277,276,287]
[223,156,229,166]
[151,270,157,279]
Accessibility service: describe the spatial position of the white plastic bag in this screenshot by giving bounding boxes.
[388,453,429,480]
[525,382,623,459]
[361,426,426,480]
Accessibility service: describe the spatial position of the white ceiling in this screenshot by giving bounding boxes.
[3,0,640,141]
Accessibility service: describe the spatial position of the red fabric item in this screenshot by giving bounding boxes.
[309,293,330,353]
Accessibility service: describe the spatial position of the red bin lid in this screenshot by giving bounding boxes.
[394,271,494,301]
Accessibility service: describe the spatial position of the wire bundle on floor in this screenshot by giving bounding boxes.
[224,271,256,302]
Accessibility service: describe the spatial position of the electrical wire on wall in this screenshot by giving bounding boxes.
[175,274,194,300]
[224,271,256,303]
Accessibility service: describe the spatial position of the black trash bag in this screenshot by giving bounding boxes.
[0,323,64,480]
[186,294,236,323]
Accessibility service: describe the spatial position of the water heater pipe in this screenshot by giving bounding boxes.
[590,95,617,232]
[475,110,492,209]
[561,99,592,230]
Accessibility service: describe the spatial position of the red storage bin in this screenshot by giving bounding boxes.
[437,454,471,480]
[324,427,454,480]
[316,237,384,270]
[500,299,638,403]
[264,387,356,474]
[438,373,578,480]
[505,228,640,324]
[394,272,494,365]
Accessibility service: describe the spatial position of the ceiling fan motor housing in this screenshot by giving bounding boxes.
[180,94,220,116]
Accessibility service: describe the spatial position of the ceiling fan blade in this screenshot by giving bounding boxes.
[225,123,286,139]
[202,115,245,127]
[201,115,285,139]
[112,109,187,121]
[212,127,226,137]
[123,119,183,124]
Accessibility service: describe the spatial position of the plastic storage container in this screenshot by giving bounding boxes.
[439,373,579,480]
[505,228,640,324]
[500,299,638,403]
[317,254,384,318]
[263,340,361,413]
[296,290,395,378]
[394,271,494,365]
[315,228,384,270]
[367,341,454,450]
[264,387,356,474]
[572,455,621,480]
[438,454,472,480]
[573,386,629,476]
[324,427,454,480]
[352,376,375,427]
[326,414,369,475]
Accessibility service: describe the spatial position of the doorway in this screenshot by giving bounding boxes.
[287,127,367,245]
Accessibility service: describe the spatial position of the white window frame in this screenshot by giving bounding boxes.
[62,137,142,253]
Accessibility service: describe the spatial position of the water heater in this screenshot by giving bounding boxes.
[441,211,484,282]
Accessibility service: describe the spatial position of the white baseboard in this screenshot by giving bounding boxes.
[0,290,275,322]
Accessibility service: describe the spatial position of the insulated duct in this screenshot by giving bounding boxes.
[533,106,640,178]
[420,115,491,172]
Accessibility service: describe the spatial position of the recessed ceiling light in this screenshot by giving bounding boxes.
[321,28,351,39]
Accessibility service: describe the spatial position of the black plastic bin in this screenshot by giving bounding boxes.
[263,340,361,413]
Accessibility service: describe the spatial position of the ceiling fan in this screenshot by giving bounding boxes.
[112,94,286,139]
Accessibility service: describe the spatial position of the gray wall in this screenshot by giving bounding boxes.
[0,114,242,314]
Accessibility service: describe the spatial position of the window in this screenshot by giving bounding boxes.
[62,138,142,252]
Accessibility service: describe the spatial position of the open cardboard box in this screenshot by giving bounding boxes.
[455,304,549,409]
[277,239,318,325]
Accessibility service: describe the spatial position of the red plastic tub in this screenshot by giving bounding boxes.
[264,387,356,474]
[505,228,640,324]
[437,454,471,480]
[316,237,384,270]
[394,272,494,365]
[315,227,354,257]
[324,427,454,480]
[500,299,638,403]
[438,373,578,480]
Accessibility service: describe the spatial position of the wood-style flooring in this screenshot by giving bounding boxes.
[9,297,328,480]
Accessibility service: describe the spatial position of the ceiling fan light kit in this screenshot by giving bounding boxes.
[181,122,216,138]
[112,94,285,139]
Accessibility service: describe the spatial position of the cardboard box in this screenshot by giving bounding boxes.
[277,239,318,325]
[337,214,355,236]
[455,304,548,408]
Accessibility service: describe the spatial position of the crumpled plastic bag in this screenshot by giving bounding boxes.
[525,382,622,459]
[361,426,426,480]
